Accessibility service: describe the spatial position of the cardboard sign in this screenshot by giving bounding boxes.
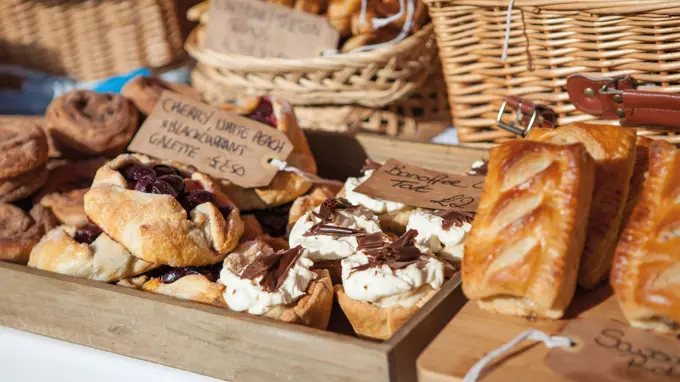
[546,318,680,382]
[204,0,340,59]
[127,91,293,188]
[353,159,484,212]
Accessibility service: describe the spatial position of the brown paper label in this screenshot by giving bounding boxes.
[127,91,293,188]
[353,159,484,211]
[204,0,340,59]
[546,318,680,382]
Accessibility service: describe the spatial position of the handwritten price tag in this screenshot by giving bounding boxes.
[204,0,340,59]
[546,318,680,382]
[353,159,484,212]
[127,91,293,188]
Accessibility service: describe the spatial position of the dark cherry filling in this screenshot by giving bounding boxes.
[247,202,292,238]
[74,225,103,244]
[120,164,232,219]
[246,98,277,127]
[160,263,222,284]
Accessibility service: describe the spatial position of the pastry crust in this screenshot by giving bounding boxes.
[294,0,327,14]
[378,207,415,235]
[28,226,159,282]
[335,284,437,340]
[287,185,339,231]
[121,76,199,115]
[0,204,57,264]
[0,120,48,179]
[611,140,680,334]
[0,165,48,203]
[219,97,317,210]
[462,140,596,319]
[45,90,138,157]
[84,154,244,267]
[528,123,637,289]
[143,274,227,308]
[621,136,653,230]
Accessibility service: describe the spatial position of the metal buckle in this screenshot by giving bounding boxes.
[496,100,539,137]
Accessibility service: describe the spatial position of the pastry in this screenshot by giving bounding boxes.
[0,203,57,264]
[341,160,413,233]
[84,154,244,267]
[121,76,199,115]
[241,214,265,242]
[621,136,653,229]
[289,197,382,282]
[117,274,150,289]
[219,97,317,211]
[327,0,361,36]
[294,0,327,14]
[142,265,227,308]
[0,119,48,179]
[0,165,48,203]
[406,209,474,265]
[269,0,295,6]
[528,123,636,289]
[287,185,339,231]
[336,229,446,339]
[45,90,138,157]
[28,225,159,282]
[220,238,333,329]
[611,140,680,333]
[462,140,596,319]
[34,158,108,227]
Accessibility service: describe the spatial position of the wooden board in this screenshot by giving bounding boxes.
[0,131,486,382]
[417,287,628,382]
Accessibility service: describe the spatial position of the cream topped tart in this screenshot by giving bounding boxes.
[406,209,474,264]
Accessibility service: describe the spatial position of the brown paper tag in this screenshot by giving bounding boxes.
[127,91,293,188]
[546,318,680,382]
[353,159,484,211]
[204,0,340,59]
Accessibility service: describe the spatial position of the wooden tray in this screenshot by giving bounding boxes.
[417,287,629,382]
[0,132,485,382]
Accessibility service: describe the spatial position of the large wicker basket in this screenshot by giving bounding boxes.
[185,2,438,108]
[0,0,184,81]
[425,0,680,144]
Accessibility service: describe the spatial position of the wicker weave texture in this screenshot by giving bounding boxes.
[0,0,184,81]
[426,0,680,143]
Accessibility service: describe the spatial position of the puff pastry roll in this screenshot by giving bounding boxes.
[612,140,680,333]
[528,123,636,289]
[621,136,653,229]
[463,140,595,319]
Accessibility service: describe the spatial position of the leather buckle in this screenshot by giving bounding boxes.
[496,96,556,137]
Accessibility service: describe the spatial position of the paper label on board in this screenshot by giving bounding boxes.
[204,0,340,59]
[127,91,293,188]
[353,159,484,211]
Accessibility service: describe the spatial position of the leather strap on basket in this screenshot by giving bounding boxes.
[567,74,680,130]
[496,95,557,137]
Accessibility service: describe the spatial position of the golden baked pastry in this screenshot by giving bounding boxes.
[294,0,327,14]
[45,90,138,157]
[220,239,333,329]
[142,266,227,308]
[0,165,48,203]
[611,140,680,333]
[121,76,199,115]
[219,97,317,211]
[528,123,637,289]
[0,119,48,179]
[462,140,596,319]
[117,274,149,289]
[0,204,57,264]
[84,154,244,267]
[28,225,158,282]
[621,136,653,230]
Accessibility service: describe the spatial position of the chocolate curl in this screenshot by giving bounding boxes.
[435,211,475,231]
[303,223,366,237]
[316,197,359,223]
[240,246,304,292]
[352,229,425,272]
[357,232,390,250]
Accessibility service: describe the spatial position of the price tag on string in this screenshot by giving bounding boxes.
[127,91,293,188]
[353,159,484,212]
[204,0,340,59]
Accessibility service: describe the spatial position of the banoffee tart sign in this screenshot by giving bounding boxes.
[204,0,340,59]
[128,91,293,188]
[546,318,680,382]
[354,159,484,212]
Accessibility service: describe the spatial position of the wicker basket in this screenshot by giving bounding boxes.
[0,0,184,81]
[185,21,438,107]
[425,0,680,144]
[191,61,451,141]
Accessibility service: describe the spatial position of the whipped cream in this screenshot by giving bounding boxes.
[406,210,471,263]
[289,205,382,262]
[341,251,445,308]
[220,246,316,315]
[344,170,407,214]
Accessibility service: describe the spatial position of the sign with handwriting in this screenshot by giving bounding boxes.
[128,91,293,188]
[546,318,680,382]
[204,0,340,59]
[353,159,484,212]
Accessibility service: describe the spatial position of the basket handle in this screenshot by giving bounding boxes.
[496,96,557,137]
[568,74,680,131]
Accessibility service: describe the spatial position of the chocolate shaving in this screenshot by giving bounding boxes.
[465,159,488,176]
[435,210,475,231]
[352,229,425,272]
[316,197,359,223]
[357,232,390,250]
[239,245,304,293]
[360,159,382,174]
[303,223,366,237]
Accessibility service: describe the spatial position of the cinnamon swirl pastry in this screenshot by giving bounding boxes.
[0,203,57,264]
[0,165,48,203]
[0,119,48,179]
[121,76,198,115]
[45,90,138,157]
